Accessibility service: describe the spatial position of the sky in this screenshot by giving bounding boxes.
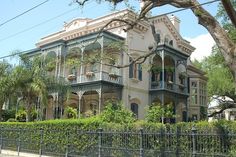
[0,0,219,62]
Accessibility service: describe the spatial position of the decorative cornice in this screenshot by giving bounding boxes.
[36,10,149,48]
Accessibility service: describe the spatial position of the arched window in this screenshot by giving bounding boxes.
[131,103,139,119]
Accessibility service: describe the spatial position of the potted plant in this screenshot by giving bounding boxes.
[67,74,76,80]
[109,73,118,79]
[86,71,94,78]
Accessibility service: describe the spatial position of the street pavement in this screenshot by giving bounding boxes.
[0,149,52,157]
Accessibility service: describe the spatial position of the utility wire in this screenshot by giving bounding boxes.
[0,0,49,27]
[0,7,78,42]
[150,0,220,18]
[0,0,219,59]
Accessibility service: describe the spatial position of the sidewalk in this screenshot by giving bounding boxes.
[0,149,51,157]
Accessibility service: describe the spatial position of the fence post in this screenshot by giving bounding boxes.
[39,128,44,157]
[65,129,70,157]
[160,128,165,157]
[191,126,197,157]
[98,128,103,157]
[139,128,144,157]
[176,126,180,157]
[17,129,21,156]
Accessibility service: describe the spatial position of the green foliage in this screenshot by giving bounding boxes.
[64,106,77,119]
[7,118,17,122]
[45,61,56,71]
[100,101,135,124]
[146,103,175,123]
[16,110,26,122]
[216,0,236,42]
[10,55,70,122]
[2,110,15,122]
[192,46,235,97]
[1,120,236,155]
[150,66,162,73]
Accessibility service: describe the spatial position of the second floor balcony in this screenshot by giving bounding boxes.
[66,71,123,85]
[150,80,188,94]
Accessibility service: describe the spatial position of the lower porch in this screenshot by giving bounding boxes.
[150,91,188,123]
[43,83,122,120]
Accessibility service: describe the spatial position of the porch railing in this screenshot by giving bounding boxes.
[150,81,188,94]
[67,71,123,85]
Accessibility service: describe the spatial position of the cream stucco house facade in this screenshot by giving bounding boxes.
[25,9,207,122]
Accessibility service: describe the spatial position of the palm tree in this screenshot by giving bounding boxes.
[0,61,14,121]
[12,55,69,122]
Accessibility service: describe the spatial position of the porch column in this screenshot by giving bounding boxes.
[98,90,102,114]
[78,97,82,118]
[161,50,165,89]
[80,48,84,83]
[161,93,164,124]
[99,38,103,80]
[186,99,189,122]
[78,91,84,118]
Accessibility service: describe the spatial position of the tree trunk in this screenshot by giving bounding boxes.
[26,102,33,122]
[0,106,2,122]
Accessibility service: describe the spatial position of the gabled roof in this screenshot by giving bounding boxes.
[150,15,195,55]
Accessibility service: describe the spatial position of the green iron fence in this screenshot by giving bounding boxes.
[0,126,235,157]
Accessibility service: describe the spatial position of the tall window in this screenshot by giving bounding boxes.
[129,58,142,81]
[191,81,198,105]
[131,103,139,119]
[199,82,207,106]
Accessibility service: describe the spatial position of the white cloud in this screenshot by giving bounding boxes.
[185,33,215,61]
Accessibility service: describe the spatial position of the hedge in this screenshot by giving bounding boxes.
[0,119,236,156]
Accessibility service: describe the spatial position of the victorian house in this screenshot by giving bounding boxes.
[24,9,207,122]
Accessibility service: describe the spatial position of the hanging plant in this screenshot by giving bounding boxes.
[165,66,175,72]
[45,61,56,72]
[151,66,162,73]
[179,72,187,79]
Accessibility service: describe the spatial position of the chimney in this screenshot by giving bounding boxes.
[170,14,181,32]
[140,0,144,11]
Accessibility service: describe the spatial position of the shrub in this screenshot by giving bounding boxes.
[2,110,15,122]
[16,110,26,122]
[100,101,135,124]
[7,118,17,122]
[64,106,77,119]
[146,103,175,123]
[0,120,236,156]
